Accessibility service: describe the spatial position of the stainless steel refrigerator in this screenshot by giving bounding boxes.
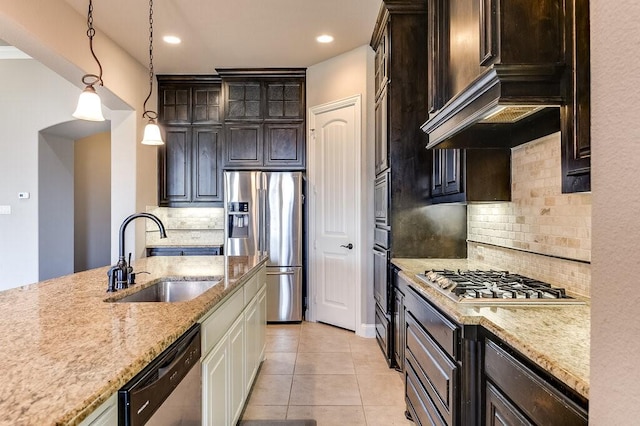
[224,171,303,322]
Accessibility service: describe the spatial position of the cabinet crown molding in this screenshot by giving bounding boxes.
[215,68,306,78]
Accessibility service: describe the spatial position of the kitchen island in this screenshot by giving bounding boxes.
[0,254,266,426]
[393,258,590,400]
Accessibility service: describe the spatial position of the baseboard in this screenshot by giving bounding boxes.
[358,323,376,338]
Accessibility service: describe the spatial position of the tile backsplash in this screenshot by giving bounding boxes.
[467,132,591,297]
[145,207,225,247]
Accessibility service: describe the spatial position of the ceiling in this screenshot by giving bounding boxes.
[62,0,381,74]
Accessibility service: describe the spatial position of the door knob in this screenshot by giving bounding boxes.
[340,243,354,250]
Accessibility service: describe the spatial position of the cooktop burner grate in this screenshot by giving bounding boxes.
[415,269,584,305]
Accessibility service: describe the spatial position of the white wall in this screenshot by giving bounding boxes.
[590,0,640,422]
[307,45,376,327]
[0,0,158,273]
[75,132,111,272]
[0,60,82,289]
[38,132,75,281]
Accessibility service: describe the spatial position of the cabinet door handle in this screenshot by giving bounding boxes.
[340,243,354,250]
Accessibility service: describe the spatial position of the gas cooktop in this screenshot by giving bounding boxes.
[415,269,585,305]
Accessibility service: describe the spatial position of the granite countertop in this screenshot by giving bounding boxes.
[392,258,590,400]
[0,255,267,426]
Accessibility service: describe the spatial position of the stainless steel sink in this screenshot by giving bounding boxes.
[113,280,220,303]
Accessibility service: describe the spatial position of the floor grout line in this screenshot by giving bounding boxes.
[245,321,411,425]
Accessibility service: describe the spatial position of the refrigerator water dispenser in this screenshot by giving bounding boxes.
[228,202,250,238]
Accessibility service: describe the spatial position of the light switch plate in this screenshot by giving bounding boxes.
[0,205,11,215]
[18,192,30,199]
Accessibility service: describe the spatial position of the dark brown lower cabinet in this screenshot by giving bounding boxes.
[374,303,390,364]
[395,270,589,425]
[392,279,405,371]
[402,283,468,426]
[405,312,458,425]
[485,382,533,426]
[483,338,588,426]
[146,246,223,257]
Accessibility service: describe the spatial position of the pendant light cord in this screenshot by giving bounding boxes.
[82,0,103,87]
[142,0,157,120]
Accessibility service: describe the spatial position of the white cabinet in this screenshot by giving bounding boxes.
[203,337,230,426]
[244,296,259,394]
[229,315,245,423]
[245,267,267,393]
[78,394,117,426]
[200,263,267,426]
[257,285,266,363]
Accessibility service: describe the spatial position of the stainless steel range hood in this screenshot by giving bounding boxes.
[421,63,565,150]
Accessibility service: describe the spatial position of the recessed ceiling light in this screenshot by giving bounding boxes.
[163,35,181,45]
[316,35,334,44]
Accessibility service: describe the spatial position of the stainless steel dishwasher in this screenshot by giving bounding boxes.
[119,324,201,425]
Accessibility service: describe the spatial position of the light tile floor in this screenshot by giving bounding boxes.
[240,321,413,426]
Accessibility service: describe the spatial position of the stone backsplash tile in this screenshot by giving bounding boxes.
[145,207,225,247]
[467,133,591,263]
[146,229,224,246]
[468,242,590,298]
[145,207,224,230]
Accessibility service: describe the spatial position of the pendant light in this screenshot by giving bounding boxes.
[72,0,105,122]
[141,0,164,145]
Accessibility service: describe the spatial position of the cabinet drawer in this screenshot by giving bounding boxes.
[406,286,459,358]
[374,303,390,362]
[373,247,389,312]
[201,289,244,355]
[406,359,447,426]
[406,313,457,425]
[484,339,588,426]
[374,170,390,226]
[243,272,259,305]
[485,381,533,426]
[374,227,390,249]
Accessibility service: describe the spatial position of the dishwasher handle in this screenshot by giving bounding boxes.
[119,324,201,426]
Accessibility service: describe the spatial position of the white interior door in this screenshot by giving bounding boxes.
[308,96,361,331]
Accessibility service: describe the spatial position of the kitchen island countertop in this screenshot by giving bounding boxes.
[392,258,590,400]
[0,255,266,426]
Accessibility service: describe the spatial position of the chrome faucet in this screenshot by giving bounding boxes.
[107,213,167,292]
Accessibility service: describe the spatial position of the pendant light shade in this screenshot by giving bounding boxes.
[141,119,164,145]
[141,0,164,145]
[72,85,105,121]
[74,0,105,122]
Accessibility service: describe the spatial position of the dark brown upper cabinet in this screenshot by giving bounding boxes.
[158,126,223,207]
[264,122,305,167]
[374,85,389,175]
[225,81,262,120]
[157,76,223,206]
[217,68,306,170]
[561,0,591,193]
[159,76,222,125]
[373,25,389,101]
[422,0,590,193]
[224,123,263,168]
[265,82,304,120]
[430,148,511,204]
[370,0,467,258]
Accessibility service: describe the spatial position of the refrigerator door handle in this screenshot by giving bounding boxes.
[259,188,267,253]
[266,270,296,275]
